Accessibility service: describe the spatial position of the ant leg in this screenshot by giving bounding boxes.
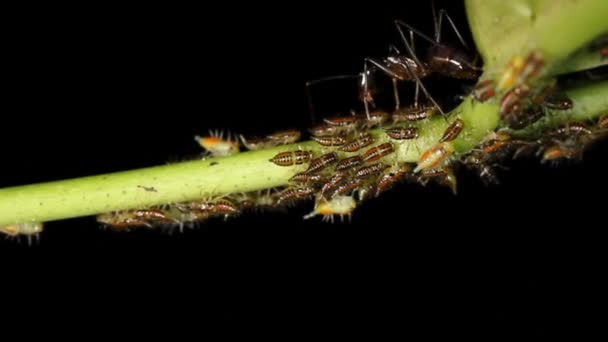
[392,78,400,111]
[393,20,430,71]
[436,9,468,49]
[365,57,445,117]
[305,74,361,125]
[361,62,380,119]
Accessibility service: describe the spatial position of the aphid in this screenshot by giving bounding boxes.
[289,172,327,186]
[354,163,389,180]
[303,196,357,222]
[481,132,511,155]
[392,103,439,122]
[305,152,339,174]
[277,187,314,205]
[497,55,525,91]
[439,118,464,142]
[239,135,274,151]
[499,84,530,118]
[97,209,175,229]
[335,155,364,172]
[384,126,419,140]
[361,143,395,163]
[339,133,375,152]
[472,79,495,102]
[320,172,348,198]
[543,95,573,110]
[0,221,44,243]
[375,164,414,196]
[518,50,545,83]
[195,130,239,157]
[266,129,302,144]
[311,134,348,146]
[269,150,313,166]
[462,152,500,185]
[330,178,364,198]
[358,183,378,202]
[360,110,390,128]
[549,122,593,138]
[323,115,361,128]
[201,199,240,219]
[309,124,339,138]
[541,144,581,163]
[507,106,545,130]
[418,167,457,194]
[414,142,455,173]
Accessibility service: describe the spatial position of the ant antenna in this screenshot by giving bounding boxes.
[305,74,361,125]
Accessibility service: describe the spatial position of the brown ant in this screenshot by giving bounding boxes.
[360,3,480,115]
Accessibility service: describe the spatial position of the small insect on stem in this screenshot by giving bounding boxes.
[361,143,395,163]
[305,152,339,174]
[472,80,495,102]
[354,163,389,180]
[384,126,419,140]
[195,130,240,157]
[439,118,464,143]
[335,155,364,172]
[311,135,348,146]
[266,130,302,144]
[1,221,44,244]
[414,142,455,173]
[339,133,375,153]
[303,196,357,222]
[277,187,315,205]
[269,150,314,166]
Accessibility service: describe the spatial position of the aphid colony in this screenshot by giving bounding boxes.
[90,4,606,231]
[4,5,605,238]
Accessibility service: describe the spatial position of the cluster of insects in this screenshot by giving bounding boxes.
[3,5,606,240]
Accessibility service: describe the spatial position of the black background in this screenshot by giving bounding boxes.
[1,1,606,337]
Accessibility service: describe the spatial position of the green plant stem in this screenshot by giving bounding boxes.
[1,80,606,225]
[1,0,607,226]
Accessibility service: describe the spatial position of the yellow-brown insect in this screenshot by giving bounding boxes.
[303,196,357,222]
[472,79,495,102]
[414,142,455,173]
[289,172,327,186]
[305,152,339,174]
[97,209,176,229]
[518,50,545,84]
[266,129,302,144]
[320,172,348,198]
[439,118,464,143]
[361,143,395,163]
[0,222,44,237]
[335,156,363,171]
[330,178,364,198]
[277,187,315,205]
[269,150,313,166]
[392,104,438,122]
[311,135,348,146]
[375,164,414,196]
[339,133,375,152]
[354,163,389,180]
[384,126,419,140]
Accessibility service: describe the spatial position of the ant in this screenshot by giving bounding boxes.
[360,2,481,115]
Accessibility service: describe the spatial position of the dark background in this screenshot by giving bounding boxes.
[1,1,606,337]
